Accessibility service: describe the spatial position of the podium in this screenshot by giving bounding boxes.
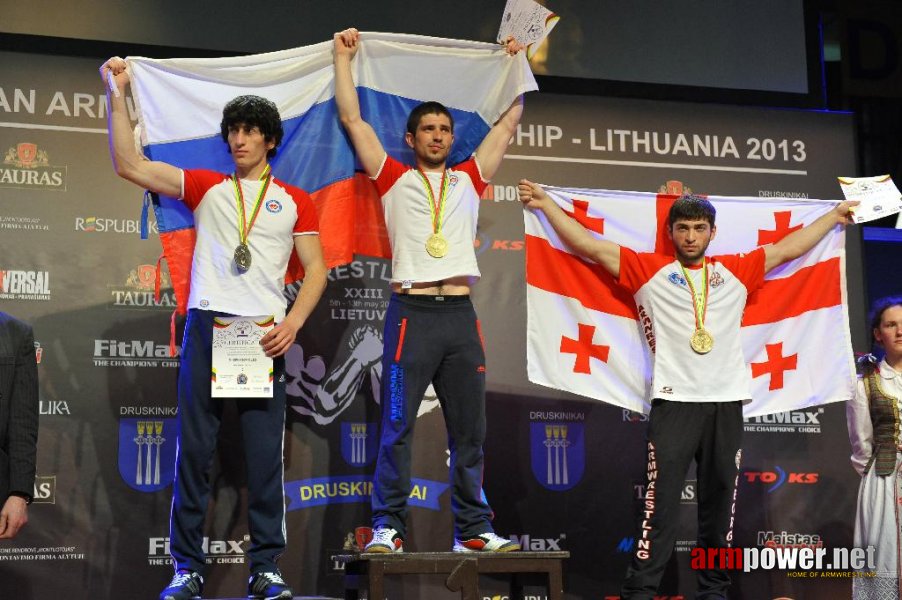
[332,551,568,600]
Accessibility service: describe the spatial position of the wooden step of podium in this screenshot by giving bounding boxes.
[333,551,568,600]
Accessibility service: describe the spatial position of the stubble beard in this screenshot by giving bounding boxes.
[417,146,449,170]
[675,242,709,265]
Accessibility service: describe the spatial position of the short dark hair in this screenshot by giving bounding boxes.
[869,295,902,345]
[220,95,284,159]
[668,194,716,228]
[406,101,454,136]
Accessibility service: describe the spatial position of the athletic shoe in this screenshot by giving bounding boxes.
[453,532,521,553]
[160,570,203,600]
[364,526,404,553]
[247,571,293,599]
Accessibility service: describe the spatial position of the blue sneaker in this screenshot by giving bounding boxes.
[160,570,203,600]
[247,571,293,599]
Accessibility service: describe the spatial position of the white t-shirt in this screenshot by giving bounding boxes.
[617,246,766,402]
[372,155,487,284]
[181,169,319,320]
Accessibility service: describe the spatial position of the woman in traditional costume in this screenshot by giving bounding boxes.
[848,296,902,599]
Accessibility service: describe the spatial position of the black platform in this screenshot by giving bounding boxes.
[333,551,569,600]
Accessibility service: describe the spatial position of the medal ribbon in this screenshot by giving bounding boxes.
[679,258,709,332]
[415,169,448,234]
[232,164,272,246]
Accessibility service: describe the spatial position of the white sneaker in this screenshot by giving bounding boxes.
[364,527,404,553]
[453,532,520,553]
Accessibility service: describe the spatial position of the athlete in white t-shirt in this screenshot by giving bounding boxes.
[334,28,525,553]
[518,180,855,599]
[102,57,327,600]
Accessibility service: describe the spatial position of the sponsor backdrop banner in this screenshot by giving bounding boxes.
[0,50,861,599]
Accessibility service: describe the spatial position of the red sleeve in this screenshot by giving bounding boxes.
[284,184,319,234]
[452,157,488,197]
[713,247,766,293]
[617,248,674,295]
[372,155,410,197]
[182,169,229,211]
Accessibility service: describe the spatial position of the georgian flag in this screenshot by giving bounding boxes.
[524,186,855,417]
[125,33,537,313]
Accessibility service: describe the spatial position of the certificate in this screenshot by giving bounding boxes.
[211,315,274,398]
[497,0,560,60]
[837,175,902,224]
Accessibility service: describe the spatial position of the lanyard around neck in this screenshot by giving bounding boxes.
[680,258,709,330]
[415,169,448,234]
[231,164,272,245]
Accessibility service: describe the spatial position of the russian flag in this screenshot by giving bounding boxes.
[126,32,538,314]
[524,186,855,417]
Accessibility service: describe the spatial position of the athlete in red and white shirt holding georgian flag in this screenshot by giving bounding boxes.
[518,179,856,600]
[334,28,525,554]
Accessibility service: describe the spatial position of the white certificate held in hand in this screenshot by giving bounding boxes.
[211,315,274,398]
[498,0,560,59]
[837,175,902,224]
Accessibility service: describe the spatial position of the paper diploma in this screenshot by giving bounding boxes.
[497,0,560,60]
[837,175,902,224]
[211,315,274,398]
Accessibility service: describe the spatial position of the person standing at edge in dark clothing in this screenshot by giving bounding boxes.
[519,180,855,599]
[0,311,39,541]
[334,28,525,554]
[101,57,328,600]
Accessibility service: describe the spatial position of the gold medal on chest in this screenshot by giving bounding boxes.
[425,233,448,258]
[690,327,714,354]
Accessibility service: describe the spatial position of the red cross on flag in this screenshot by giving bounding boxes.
[524,186,855,417]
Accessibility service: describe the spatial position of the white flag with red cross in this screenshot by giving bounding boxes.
[524,186,855,417]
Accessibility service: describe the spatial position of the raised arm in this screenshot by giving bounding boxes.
[100,57,181,197]
[763,201,857,273]
[518,179,622,277]
[333,29,386,177]
[473,94,523,180]
[471,37,525,179]
[261,235,328,358]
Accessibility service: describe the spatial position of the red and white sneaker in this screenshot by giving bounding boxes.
[453,532,521,553]
[364,527,404,553]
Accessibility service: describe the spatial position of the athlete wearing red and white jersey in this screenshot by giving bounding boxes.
[373,155,486,286]
[104,54,327,600]
[519,180,855,600]
[618,247,765,403]
[334,27,525,554]
[182,169,319,320]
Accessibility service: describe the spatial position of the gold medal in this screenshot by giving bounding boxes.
[234,242,252,271]
[425,233,448,258]
[416,169,450,260]
[690,327,714,354]
[681,259,714,355]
